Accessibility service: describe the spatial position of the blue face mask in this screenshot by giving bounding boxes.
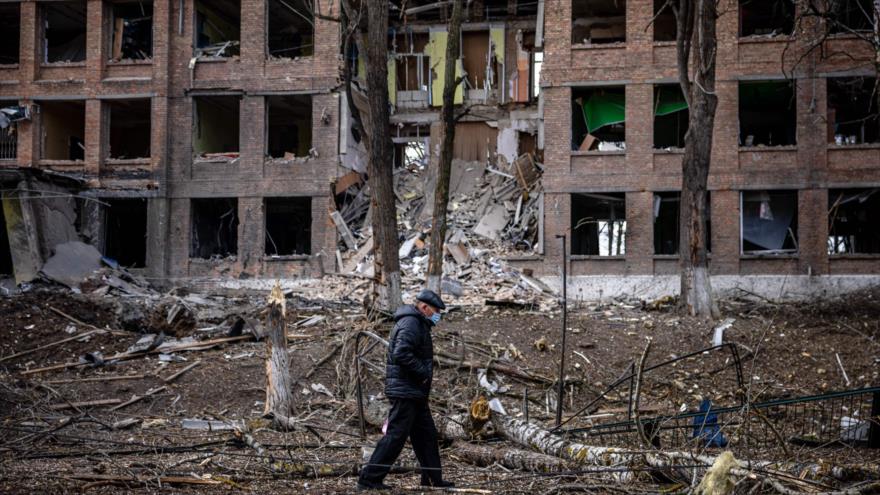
[429,312,442,325]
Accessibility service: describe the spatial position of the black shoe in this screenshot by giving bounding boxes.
[357,481,392,491]
[421,479,455,488]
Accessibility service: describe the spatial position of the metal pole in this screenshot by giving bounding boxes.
[355,334,366,439]
[555,234,567,427]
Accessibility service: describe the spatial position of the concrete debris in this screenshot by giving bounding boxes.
[40,241,103,290]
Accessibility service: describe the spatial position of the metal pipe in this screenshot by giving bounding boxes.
[555,233,567,427]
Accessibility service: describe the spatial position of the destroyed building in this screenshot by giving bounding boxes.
[0,0,879,300]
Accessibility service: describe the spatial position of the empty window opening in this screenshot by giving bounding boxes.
[43,2,87,63]
[108,99,151,159]
[571,192,626,256]
[0,103,25,159]
[829,0,873,33]
[267,95,312,159]
[653,0,676,41]
[265,197,311,256]
[739,81,796,147]
[110,1,153,61]
[268,0,314,58]
[654,84,688,149]
[394,140,428,170]
[572,86,625,151]
[190,198,238,259]
[571,0,626,45]
[483,0,510,19]
[532,50,543,98]
[739,0,794,37]
[0,3,20,65]
[828,188,880,254]
[741,190,798,254]
[103,199,147,268]
[40,101,86,161]
[392,32,430,93]
[827,77,879,145]
[193,96,240,158]
[0,205,13,276]
[516,0,538,16]
[653,192,711,255]
[195,0,241,57]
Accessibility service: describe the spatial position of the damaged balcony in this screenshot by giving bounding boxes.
[39,101,86,165]
[390,32,431,109]
[193,96,240,163]
[195,0,241,59]
[42,2,87,65]
[828,188,880,256]
[108,1,154,63]
[739,81,796,148]
[741,190,798,256]
[827,77,879,146]
[739,0,794,38]
[0,3,20,68]
[653,84,688,150]
[106,99,151,167]
[571,192,626,257]
[267,0,314,59]
[266,95,313,161]
[265,197,311,259]
[571,0,626,46]
[572,86,625,153]
[190,198,238,260]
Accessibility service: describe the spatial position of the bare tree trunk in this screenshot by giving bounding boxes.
[451,441,568,472]
[264,284,292,420]
[675,0,720,319]
[426,0,464,294]
[364,0,401,311]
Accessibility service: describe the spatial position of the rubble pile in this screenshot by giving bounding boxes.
[332,151,555,309]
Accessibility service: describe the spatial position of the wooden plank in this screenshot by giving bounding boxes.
[109,386,167,411]
[43,374,145,385]
[162,361,200,384]
[49,399,122,410]
[112,17,124,60]
[330,210,357,250]
[0,330,101,363]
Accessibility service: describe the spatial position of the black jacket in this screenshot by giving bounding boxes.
[384,305,434,399]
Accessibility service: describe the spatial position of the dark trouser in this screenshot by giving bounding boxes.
[358,398,443,486]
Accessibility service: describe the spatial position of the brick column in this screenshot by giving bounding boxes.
[798,188,828,275]
[240,0,266,71]
[710,81,739,174]
[625,191,653,274]
[19,2,39,83]
[625,83,652,180]
[84,99,103,177]
[168,197,192,278]
[85,0,106,86]
[240,95,265,177]
[237,195,264,275]
[543,192,569,275]
[311,195,336,270]
[710,189,740,274]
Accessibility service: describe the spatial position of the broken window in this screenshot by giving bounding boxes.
[571,0,626,45]
[43,2,87,63]
[828,188,880,254]
[739,81,796,147]
[266,95,312,159]
[653,0,676,42]
[394,141,428,170]
[739,0,794,37]
[653,192,711,255]
[0,3,20,65]
[108,99,151,159]
[571,192,626,256]
[40,100,86,161]
[828,0,873,33]
[532,50,543,98]
[104,199,148,268]
[195,0,240,57]
[391,32,430,108]
[741,190,798,254]
[572,86,625,151]
[0,204,13,276]
[268,0,314,58]
[265,197,311,256]
[193,96,240,158]
[109,1,153,61]
[827,77,879,145]
[654,84,688,149]
[190,198,238,259]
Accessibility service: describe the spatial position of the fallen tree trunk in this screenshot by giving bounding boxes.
[357,395,490,440]
[492,415,880,485]
[451,441,568,472]
[434,352,552,384]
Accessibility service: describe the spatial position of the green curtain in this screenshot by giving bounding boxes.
[581,92,625,133]
[654,86,688,117]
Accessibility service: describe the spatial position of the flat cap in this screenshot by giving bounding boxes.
[416,289,446,311]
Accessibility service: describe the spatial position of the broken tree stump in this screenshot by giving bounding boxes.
[264,283,293,425]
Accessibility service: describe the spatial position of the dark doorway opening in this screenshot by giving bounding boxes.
[191,198,239,259]
[265,197,311,256]
[104,198,148,268]
[0,204,14,276]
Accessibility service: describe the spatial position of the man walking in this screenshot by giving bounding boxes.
[357,289,455,491]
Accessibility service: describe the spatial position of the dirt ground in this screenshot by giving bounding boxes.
[1,286,879,494]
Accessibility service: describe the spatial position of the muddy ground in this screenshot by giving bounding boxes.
[1,287,879,493]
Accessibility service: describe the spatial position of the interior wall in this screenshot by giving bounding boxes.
[453,121,498,161]
[462,31,491,89]
[193,97,240,154]
[41,101,86,160]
